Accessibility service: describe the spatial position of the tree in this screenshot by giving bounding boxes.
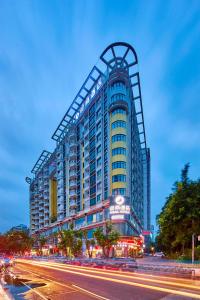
[5,231,34,255]
[83,230,96,258]
[58,223,83,258]
[37,236,47,255]
[93,221,120,258]
[157,164,200,258]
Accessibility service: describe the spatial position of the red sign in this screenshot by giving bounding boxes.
[142,230,151,236]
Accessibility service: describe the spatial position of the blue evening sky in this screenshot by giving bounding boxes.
[0,0,199,233]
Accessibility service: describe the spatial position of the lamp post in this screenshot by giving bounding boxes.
[192,233,195,264]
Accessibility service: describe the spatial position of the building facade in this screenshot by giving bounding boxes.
[27,42,151,254]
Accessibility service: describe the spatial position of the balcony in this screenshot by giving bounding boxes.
[69,171,77,179]
[69,199,77,208]
[69,209,76,216]
[69,180,77,189]
[69,189,77,198]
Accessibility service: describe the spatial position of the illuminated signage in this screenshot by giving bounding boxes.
[110,205,130,215]
[111,215,124,220]
[115,195,125,205]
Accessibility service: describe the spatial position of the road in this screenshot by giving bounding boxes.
[2,259,200,300]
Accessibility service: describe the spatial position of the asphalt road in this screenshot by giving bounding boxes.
[5,259,200,300]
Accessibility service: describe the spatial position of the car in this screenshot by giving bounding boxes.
[1,257,14,268]
[154,252,165,258]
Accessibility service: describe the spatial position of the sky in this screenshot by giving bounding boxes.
[0,0,199,233]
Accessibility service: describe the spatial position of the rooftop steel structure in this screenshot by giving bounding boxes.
[51,42,148,159]
[31,150,52,175]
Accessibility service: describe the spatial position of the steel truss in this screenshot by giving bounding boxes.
[31,150,52,175]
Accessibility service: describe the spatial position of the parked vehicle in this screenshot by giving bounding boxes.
[0,257,14,268]
[154,252,165,258]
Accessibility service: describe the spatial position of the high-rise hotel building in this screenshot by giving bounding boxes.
[27,42,150,250]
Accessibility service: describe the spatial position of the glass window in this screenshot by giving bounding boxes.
[97,169,101,179]
[90,197,96,206]
[97,157,101,167]
[97,194,101,202]
[112,174,126,182]
[96,133,101,142]
[97,145,101,155]
[97,182,101,190]
[111,93,125,103]
[111,81,125,89]
[112,188,126,195]
[111,108,126,116]
[96,121,101,131]
[112,120,126,129]
[112,134,126,143]
[112,147,126,156]
[112,161,126,169]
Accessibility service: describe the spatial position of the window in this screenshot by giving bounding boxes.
[111,93,126,103]
[97,169,101,179]
[96,121,101,131]
[96,108,101,118]
[96,133,101,142]
[90,174,96,185]
[112,174,126,182]
[111,81,125,89]
[90,186,96,195]
[112,120,126,129]
[97,182,101,190]
[97,145,101,155]
[112,147,126,156]
[97,157,101,167]
[90,197,96,206]
[112,134,126,143]
[97,194,101,202]
[112,188,126,195]
[90,162,95,173]
[111,108,126,116]
[89,127,95,138]
[112,161,126,169]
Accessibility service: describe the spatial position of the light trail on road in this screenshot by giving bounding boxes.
[22,260,200,291]
[17,260,200,299]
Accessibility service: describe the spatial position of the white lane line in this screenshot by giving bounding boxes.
[72,284,110,300]
[20,282,48,300]
[16,265,77,292]
[16,265,108,299]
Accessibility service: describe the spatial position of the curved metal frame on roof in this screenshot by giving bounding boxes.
[51,42,147,159]
[31,150,52,175]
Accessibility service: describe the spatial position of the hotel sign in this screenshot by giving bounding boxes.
[110,196,130,216]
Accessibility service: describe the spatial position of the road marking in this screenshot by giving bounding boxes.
[72,284,110,300]
[16,265,107,299]
[20,281,48,300]
[25,260,200,292]
[16,265,77,291]
[17,259,196,284]
[19,262,200,299]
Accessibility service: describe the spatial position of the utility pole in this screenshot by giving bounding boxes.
[192,233,195,264]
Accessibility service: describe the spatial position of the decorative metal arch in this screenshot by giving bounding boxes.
[99,42,138,70]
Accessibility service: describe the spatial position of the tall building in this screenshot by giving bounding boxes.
[27,42,150,255]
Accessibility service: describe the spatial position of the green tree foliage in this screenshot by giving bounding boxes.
[93,221,120,258]
[83,230,96,258]
[157,164,200,257]
[0,231,33,255]
[58,223,83,257]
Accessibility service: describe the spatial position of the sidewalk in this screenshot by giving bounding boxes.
[0,284,12,300]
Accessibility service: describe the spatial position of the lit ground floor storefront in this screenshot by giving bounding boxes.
[32,196,145,257]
